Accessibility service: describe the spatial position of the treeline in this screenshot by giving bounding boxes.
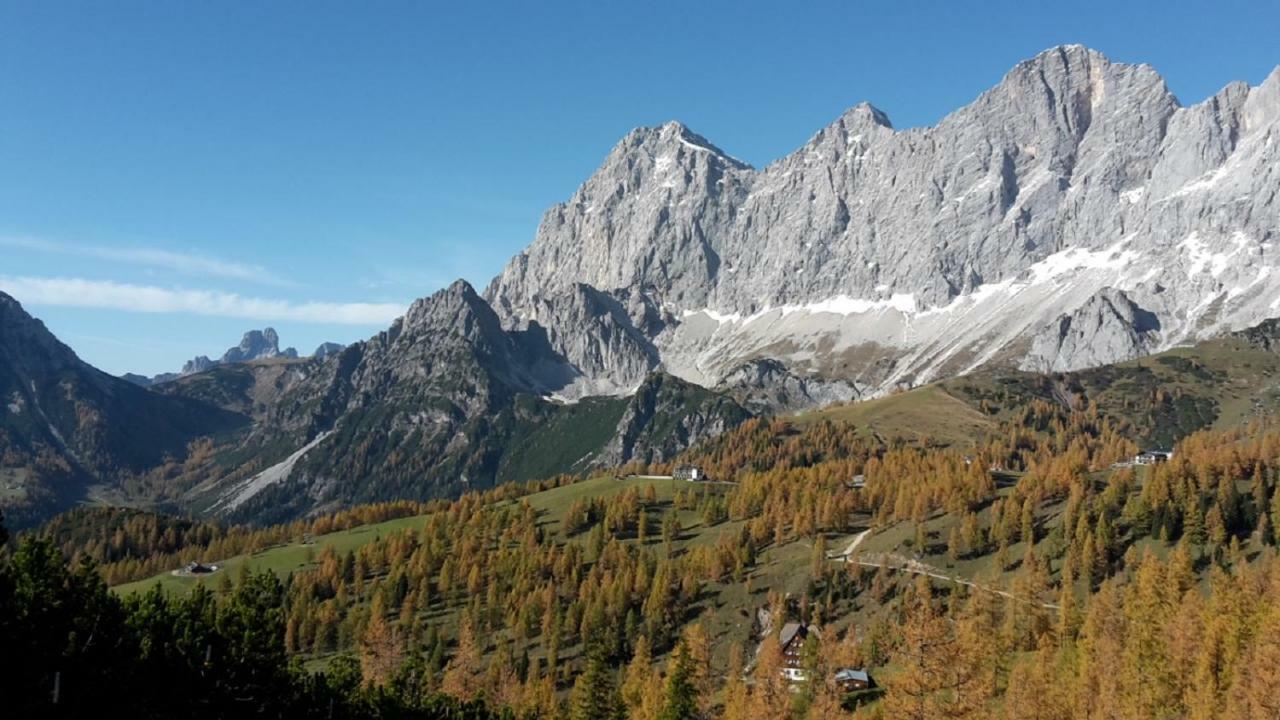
[30,477,584,585]
[855,551,1280,720]
[18,398,1280,718]
[0,514,504,719]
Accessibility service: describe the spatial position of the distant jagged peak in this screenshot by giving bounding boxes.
[222,327,296,364]
[133,326,305,386]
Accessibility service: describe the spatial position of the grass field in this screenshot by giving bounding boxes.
[112,513,435,596]
[794,384,996,447]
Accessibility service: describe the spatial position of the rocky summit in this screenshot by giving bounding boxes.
[487,45,1280,400]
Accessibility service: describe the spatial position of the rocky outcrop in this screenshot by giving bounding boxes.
[1023,288,1161,372]
[716,358,862,415]
[312,342,345,361]
[220,328,298,364]
[1233,318,1280,353]
[597,373,750,467]
[132,328,320,387]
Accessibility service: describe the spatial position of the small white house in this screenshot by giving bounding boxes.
[673,465,704,482]
[1134,450,1174,466]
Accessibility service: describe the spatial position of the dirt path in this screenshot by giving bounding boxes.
[830,528,873,559]
[832,533,1059,610]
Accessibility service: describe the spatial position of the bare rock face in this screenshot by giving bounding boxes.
[1024,288,1161,372]
[716,359,861,415]
[220,328,298,364]
[485,46,1280,400]
[505,283,661,397]
[596,373,750,467]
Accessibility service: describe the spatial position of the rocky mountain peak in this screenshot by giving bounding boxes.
[800,102,895,157]
[615,120,753,172]
[222,327,297,363]
[840,102,893,130]
[132,326,304,387]
[312,342,345,361]
[403,279,495,331]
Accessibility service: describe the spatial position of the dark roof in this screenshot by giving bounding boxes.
[779,622,819,648]
[779,622,802,647]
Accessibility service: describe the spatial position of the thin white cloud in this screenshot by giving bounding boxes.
[0,275,405,325]
[0,235,285,285]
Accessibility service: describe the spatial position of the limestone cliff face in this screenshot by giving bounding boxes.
[1024,288,1161,373]
[486,46,1280,397]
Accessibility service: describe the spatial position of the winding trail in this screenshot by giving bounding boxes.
[830,529,1060,610]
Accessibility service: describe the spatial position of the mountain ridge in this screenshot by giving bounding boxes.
[5,45,1279,527]
[486,44,1280,401]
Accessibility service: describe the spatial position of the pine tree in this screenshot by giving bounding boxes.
[658,642,699,720]
[812,535,829,581]
[570,638,622,720]
[722,643,750,720]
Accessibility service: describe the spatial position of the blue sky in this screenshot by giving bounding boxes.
[1,0,1277,375]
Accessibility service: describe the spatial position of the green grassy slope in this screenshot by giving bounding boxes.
[799,333,1280,451]
[794,384,997,447]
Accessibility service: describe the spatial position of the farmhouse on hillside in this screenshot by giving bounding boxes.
[833,668,875,692]
[673,464,705,482]
[1135,450,1174,465]
[778,622,821,682]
